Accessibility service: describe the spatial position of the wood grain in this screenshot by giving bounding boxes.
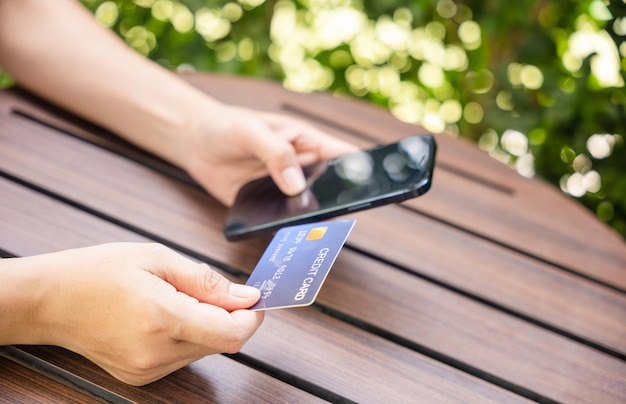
[1,75,625,403]
[1,116,625,401]
[4,82,624,289]
[0,353,105,403]
[17,346,326,404]
[0,178,524,402]
[181,74,626,290]
[1,111,624,355]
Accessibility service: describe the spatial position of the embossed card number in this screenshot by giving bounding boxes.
[246,219,356,311]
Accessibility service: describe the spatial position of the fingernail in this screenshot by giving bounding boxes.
[281,166,306,194]
[229,283,260,299]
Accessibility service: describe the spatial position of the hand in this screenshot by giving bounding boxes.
[1,243,263,386]
[183,104,357,206]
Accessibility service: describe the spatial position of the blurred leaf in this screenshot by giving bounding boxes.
[1,0,624,237]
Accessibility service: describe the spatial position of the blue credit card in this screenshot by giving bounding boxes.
[246,219,356,310]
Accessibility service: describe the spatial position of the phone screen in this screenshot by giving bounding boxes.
[224,134,436,240]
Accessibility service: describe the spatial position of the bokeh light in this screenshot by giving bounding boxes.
[196,8,231,42]
[464,102,483,124]
[458,20,481,50]
[501,129,528,157]
[564,25,624,88]
[222,3,243,22]
[94,1,118,27]
[520,65,543,90]
[124,26,156,55]
[3,0,624,235]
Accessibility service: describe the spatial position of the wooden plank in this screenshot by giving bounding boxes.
[347,207,626,355]
[0,353,104,404]
[1,109,625,401]
[1,114,624,356]
[17,346,326,404]
[318,249,626,403]
[0,176,524,401]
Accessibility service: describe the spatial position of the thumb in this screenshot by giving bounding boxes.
[237,120,307,196]
[194,266,260,311]
[152,251,260,311]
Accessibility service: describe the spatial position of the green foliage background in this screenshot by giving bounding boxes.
[2,0,625,237]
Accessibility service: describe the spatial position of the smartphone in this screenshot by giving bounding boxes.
[223,134,437,241]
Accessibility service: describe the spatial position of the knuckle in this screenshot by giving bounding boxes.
[223,336,246,354]
[198,267,223,292]
[143,243,179,269]
[127,351,163,374]
[222,324,253,354]
[145,242,171,257]
[270,144,296,166]
[139,305,168,335]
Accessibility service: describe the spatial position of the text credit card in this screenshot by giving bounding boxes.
[246,219,356,310]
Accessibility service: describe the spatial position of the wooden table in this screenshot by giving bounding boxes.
[1,73,625,403]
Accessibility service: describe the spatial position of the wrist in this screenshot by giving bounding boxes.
[0,256,50,345]
[125,77,227,174]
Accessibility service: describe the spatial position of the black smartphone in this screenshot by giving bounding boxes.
[223,134,437,241]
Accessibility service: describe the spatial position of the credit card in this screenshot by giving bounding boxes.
[246,219,356,310]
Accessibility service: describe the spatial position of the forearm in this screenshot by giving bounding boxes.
[0,1,356,205]
[0,0,215,168]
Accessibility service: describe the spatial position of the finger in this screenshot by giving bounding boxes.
[234,119,307,196]
[313,133,360,159]
[288,126,359,161]
[147,246,260,311]
[108,305,263,385]
[256,111,359,158]
[168,295,264,352]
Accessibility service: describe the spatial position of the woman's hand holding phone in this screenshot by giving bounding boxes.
[224,134,437,241]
